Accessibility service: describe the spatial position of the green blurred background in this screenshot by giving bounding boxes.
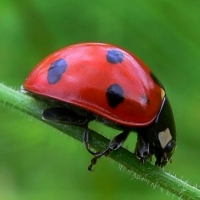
[0,0,200,199]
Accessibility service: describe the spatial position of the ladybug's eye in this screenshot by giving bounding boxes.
[164,140,176,154]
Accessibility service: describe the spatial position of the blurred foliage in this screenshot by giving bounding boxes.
[0,0,200,199]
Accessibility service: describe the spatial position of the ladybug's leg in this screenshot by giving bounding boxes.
[83,127,96,155]
[135,130,150,164]
[42,107,96,154]
[88,130,130,171]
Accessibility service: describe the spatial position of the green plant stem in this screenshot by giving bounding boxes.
[0,83,199,199]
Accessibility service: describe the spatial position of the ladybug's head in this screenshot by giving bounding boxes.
[153,97,176,167]
[136,96,176,167]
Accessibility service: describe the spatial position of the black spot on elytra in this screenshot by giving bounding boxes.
[47,59,67,84]
[106,84,124,108]
[106,49,124,64]
[150,72,165,90]
[141,94,150,105]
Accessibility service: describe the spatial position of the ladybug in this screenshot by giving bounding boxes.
[23,43,176,170]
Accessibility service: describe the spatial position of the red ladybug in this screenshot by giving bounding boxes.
[24,43,176,170]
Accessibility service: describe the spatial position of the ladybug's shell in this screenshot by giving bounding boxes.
[24,43,164,127]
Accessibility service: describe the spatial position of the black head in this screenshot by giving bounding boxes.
[153,97,176,167]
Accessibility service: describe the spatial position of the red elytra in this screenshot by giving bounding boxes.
[24,43,164,127]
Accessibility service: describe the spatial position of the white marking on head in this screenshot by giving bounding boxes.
[158,128,172,149]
